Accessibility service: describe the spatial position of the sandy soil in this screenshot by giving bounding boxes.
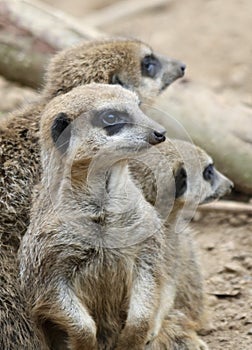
[0,0,251,349]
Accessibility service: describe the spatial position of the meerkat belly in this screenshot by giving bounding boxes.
[72,250,133,342]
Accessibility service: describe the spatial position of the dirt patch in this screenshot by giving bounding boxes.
[193,212,252,349]
[0,0,251,348]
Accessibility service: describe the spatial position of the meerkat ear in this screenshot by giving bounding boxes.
[175,166,187,198]
[51,112,72,152]
[111,74,123,86]
[111,74,129,89]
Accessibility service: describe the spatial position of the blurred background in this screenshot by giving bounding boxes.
[42,0,252,104]
[0,2,252,348]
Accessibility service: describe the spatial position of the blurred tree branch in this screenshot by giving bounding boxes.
[83,0,169,27]
[148,81,252,194]
[0,0,103,88]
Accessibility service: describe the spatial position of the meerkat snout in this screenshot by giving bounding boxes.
[157,55,186,91]
[167,60,186,78]
[148,129,166,145]
[180,63,186,75]
[202,166,234,203]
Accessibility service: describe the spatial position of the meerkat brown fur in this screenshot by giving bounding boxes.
[19,84,171,350]
[0,245,49,350]
[0,38,185,250]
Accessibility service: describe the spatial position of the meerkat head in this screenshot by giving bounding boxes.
[40,83,166,182]
[172,140,234,205]
[129,139,187,219]
[195,147,234,204]
[43,39,185,102]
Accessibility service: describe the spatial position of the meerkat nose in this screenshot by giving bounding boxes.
[149,129,166,145]
[180,63,186,74]
[229,181,234,191]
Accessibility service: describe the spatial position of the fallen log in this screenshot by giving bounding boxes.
[83,0,169,27]
[147,81,252,194]
[198,200,252,214]
[0,0,103,87]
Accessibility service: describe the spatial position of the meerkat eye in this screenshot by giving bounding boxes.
[91,110,132,136]
[102,112,119,125]
[203,164,215,182]
[141,54,161,78]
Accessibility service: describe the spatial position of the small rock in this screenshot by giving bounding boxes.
[247,328,252,335]
[204,242,215,251]
[244,257,252,269]
[234,313,247,320]
[238,214,248,221]
[228,216,244,226]
[207,295,219,307]
[228,322,239,330]
[224,262,244,274]
[219,337,228,342]
[244,320,252,325]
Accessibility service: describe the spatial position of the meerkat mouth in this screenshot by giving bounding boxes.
[200,194,219,204]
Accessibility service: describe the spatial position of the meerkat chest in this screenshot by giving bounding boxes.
[72,248,134,323]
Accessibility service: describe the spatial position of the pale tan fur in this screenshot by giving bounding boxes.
[19,84,172,350]
[130,139,233,349]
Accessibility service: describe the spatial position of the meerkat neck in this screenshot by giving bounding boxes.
[73,159,137,209]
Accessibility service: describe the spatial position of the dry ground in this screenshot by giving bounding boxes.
[0,0,251,349]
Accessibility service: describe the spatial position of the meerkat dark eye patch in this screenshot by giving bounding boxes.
[51,112,71,152]
[203,164,215,185]
[141,54,162,78]
[104,123,128,136]
[91,109,133,136]
[175,166,187,198]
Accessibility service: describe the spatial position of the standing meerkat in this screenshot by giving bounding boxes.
[0,38,185,349]
[0,38,185,250]
[19,84,170,350]
[130,139,233,349]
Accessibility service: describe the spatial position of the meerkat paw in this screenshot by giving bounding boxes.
[179,332,209,350]
[145,311,209,350]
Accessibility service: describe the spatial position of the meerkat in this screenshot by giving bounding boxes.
[0,38,185,250]
[19,84,214,350]
[129,139,233,350]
